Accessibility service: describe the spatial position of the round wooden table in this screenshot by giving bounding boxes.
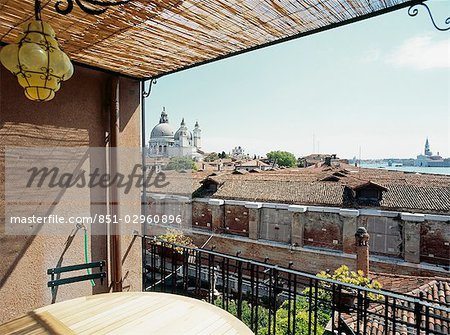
[0,292,253,334]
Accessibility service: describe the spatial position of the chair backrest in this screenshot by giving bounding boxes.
[47,261,106,291]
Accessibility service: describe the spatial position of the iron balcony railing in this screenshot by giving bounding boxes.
[142,236,450,335]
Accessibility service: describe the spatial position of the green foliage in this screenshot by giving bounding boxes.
[213,295,330,335]
[213,298,269,332]
[297,158,307,168]
[218,151,229,159]
[204,152,219,162]
[267,151,297,167]
[165,156,197,171]
[316,265,383,300]
[267,298,329,335]
[156,228,196,253]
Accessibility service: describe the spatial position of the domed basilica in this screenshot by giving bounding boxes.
[148,108,202,158]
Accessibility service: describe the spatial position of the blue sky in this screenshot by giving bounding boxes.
[146,2,449,159]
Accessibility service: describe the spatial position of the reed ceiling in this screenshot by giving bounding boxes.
[0,0,418,79]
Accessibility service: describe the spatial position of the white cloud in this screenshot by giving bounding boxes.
[386,35,450,70]
[360,48,381,63]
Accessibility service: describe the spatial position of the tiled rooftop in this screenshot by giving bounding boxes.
[371,273,450,301]
[192,164,450,213]
[345,273,450,334]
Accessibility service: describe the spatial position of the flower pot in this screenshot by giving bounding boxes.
[154,244,185,262]
[333,291,356,312]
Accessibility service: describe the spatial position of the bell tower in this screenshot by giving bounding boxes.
[424,137,432,156]
[178,118,188,147]
[159,107,169,123]
[193,121,201,149]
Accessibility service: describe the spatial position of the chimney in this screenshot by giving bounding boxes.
[355,227,370,277]
[324,156,332,166]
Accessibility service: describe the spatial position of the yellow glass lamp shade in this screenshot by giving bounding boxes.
[19,43,48,71]
[0,20,73,102]
[0,44,20,73]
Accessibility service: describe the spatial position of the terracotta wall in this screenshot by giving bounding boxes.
[224,205,249,236]
[185,200,449,277]
[189,233,447,278]
[421,220,450,267]
[0,63,142,322]
[303,212,343,250]
[192,202,212,230]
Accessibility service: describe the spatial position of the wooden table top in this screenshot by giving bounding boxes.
[0,292,253,335]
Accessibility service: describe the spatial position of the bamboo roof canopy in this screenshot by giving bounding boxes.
[0,0,420,79]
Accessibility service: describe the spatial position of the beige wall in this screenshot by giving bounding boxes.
[0,64,142,322]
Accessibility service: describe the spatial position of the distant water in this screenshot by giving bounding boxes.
[360,163,450,176]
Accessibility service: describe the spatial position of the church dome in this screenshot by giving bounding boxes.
[174,118,192,140]
[150,109,174,138]
[150,123,174,138]
[174,129,192,140]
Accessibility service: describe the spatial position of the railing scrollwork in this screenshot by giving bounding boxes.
[408,1,450,31]
[55,0,133,15]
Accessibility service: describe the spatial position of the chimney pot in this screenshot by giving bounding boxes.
[355,227,370,277]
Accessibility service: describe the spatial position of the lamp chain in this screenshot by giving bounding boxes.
[35,0,42,20]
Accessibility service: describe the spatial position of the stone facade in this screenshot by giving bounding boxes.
[148,110,202,159]
[181,199,450,275]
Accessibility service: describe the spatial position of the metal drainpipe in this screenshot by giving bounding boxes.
[141,79,147,290]
[110,76,122,292]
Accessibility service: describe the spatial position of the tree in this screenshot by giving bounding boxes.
[165,156,197,171]
[218,151,229,159]
[266,151,297,167]
[204,152,219,162]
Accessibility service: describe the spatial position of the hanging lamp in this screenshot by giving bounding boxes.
[0,0,73,102]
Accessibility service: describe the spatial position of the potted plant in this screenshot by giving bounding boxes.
[316,265,382,311]
[154,229,197,262]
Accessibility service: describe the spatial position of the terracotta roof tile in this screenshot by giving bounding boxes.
[344,273,450,334]
[193,166,450,212]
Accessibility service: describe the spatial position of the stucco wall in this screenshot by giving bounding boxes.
[359,215,403,258]
[259,208,291,243]
[0,64,142,322]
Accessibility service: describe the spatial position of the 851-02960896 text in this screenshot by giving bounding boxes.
[9,214,183,225]
[97,214,183,224]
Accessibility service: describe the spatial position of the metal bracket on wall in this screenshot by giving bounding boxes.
[143,79,157,99]
[408,1,450,31]
[55,0,133,15]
